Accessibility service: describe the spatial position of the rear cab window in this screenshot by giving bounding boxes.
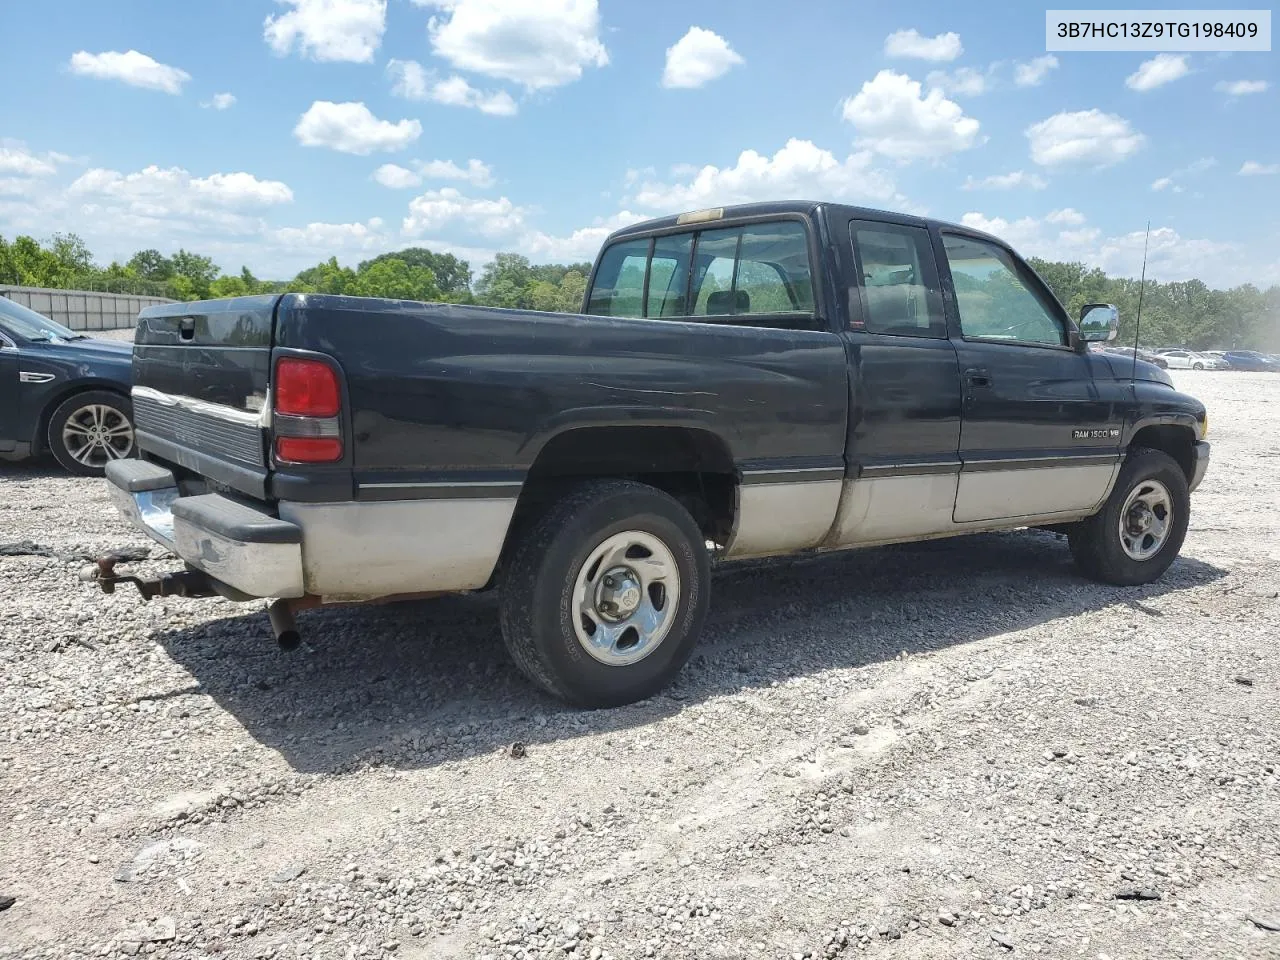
[587,219,817,329]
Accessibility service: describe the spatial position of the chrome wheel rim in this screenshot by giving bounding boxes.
[1118,479,1173,561]
[572,530,681,667]
[62,404,134,468]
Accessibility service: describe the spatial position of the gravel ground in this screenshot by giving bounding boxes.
[2,371,1278,960]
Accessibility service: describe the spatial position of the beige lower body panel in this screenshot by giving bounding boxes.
[278,497,517,599]
[728,460,1122,561]
[724,479,843,559]
[825,473,959,547]
[954,462,1119,523]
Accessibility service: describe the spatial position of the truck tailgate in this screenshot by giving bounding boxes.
[132,295,279,498]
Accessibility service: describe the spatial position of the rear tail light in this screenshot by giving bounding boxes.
[272,356,343,463]
[275,357,340,417]
[275,436,342,463]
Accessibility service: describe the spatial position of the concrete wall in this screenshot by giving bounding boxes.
[0,286,174,332]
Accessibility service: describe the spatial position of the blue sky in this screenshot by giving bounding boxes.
[1,0,1276,286]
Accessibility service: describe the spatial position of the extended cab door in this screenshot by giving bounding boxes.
[826,218,963,546]
[937,231,1120,523]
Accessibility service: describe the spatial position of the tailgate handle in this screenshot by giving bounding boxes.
[179,317,195,341]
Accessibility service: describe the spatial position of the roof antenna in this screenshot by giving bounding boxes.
[1131,221,1151,385]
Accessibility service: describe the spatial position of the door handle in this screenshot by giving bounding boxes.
[965,368,992,388]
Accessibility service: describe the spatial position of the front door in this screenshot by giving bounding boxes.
[938,232,1121,523]
[0,336,18,452]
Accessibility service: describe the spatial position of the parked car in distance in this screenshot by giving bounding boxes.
[1159,349,1226,370]
[1222,350,1280,372]
[0,295,136,476]
[87,200,1210,708]
[1102,345,1169,368]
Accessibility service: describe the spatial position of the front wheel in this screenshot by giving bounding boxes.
[499,479,710,708]
[47,391,135,477]
[1193,362,1204,370]
[1068,448,1190,586]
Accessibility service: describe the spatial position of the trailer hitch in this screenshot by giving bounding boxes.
[80,550,216,601]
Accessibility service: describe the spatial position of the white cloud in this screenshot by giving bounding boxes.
[1216,79,1269,96]
[402,187,527,238]
[628,138,905,211]
[272,218,388,253]
[387,60,517,116]
[264,0,386,63]
[883,29,962,61]
[1240,161,1279,176]
[419,0,608,90]
[294,101,422,155]
[958,209,1247,286]
[841,70,981,160]
[373,158,494,189]
[1014,55,1058,87]
[661,27,744,89]
[925,66,988,97]
[202,92,236,110]
[524,211,647,262]
[419,159,493,186]
[0,143,64,178]
[1045,207,1085,225]
[1125,54,1189,91]
[68,50,190,94]
[1026,110,1145,167]
[373,164,420,189]
[1150,156,1215,193]
[69,166,293,210]
[962,170,1047,190]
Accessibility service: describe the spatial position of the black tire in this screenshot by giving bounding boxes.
[498,479,710,708]
[1068,448,1190,586]
[46,390,135,477]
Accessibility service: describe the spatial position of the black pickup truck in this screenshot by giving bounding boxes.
[89,201,1210,707]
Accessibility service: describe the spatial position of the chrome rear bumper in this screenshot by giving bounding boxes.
[105,460,305,599]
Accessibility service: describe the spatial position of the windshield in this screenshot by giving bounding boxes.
[0,296,80,341]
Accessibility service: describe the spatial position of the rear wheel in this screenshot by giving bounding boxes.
[1068,448,1189,585]
[47,391,135,477]
[499,479,710,708]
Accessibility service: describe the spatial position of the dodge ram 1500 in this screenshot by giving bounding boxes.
[86,201,1210,707]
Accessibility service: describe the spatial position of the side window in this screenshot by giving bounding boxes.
[586,238,648,318]
[942,234,1066,346]
[588,220,816,328]
[735,221,814,315]
[646,233,693,318]
[691,228,739,316]
[690,221,815,320]
[851,221,945,338]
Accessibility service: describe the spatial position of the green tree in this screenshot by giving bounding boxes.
[475,252,534,308]
[127,249,174,282]
[348,258,441,301]
[359,248,471,297]
[287,257,357,295]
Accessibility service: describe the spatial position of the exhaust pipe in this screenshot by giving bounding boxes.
[267,599,302,651]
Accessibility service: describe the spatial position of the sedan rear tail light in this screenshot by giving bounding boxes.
[272,356,343,464]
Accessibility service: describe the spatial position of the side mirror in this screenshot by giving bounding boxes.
[1079,303,1119,343]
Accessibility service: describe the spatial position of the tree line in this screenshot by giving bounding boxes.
[1,231,1276,350]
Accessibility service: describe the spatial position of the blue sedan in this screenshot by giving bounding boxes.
[0,296,135,475]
